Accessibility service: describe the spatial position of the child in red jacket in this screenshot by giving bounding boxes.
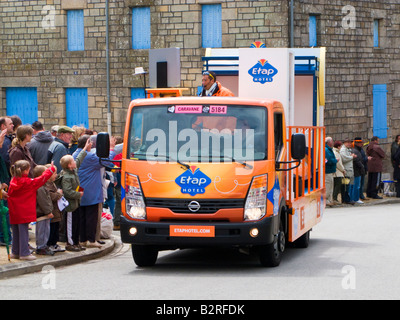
[8,160,56,260]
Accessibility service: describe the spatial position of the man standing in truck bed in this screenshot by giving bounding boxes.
[199,71,234,97]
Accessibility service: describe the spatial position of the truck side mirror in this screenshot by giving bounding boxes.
[291,133,306,160]
[96,132,110,158]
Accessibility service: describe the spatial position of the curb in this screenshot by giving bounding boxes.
[0,236,116,280]
[326,197,400,208]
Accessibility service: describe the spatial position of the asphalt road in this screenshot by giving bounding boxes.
[1,203,400,300]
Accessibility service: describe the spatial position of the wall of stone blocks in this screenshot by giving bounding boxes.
[294,0,400,172]
[293,1,400,155]
[0,0,110,130]
[0,0,290,136]
[1,0,400,175]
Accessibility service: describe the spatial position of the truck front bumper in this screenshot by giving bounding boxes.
[120,215,278,248]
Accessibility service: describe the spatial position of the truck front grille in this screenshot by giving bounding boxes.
[145,198,244,214]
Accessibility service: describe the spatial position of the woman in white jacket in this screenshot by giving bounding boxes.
[333,141,346,204]
[340,138,356,204]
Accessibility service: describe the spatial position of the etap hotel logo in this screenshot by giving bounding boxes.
[248,59,278,84]
[250,41,266,48]
[175,166,212,196]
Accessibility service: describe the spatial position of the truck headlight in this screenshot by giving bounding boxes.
[244,174,267,221]
[125,173,146,220]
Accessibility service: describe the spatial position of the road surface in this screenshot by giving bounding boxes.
[1,203,399,300]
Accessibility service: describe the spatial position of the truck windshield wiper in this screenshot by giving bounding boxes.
[211,156,253,169]
[134,153,190,171]
[159,155,191,171]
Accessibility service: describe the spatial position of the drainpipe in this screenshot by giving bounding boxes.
[290,0,294,48]
[106,0,111,134]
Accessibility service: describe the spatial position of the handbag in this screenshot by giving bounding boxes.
[342,177,350,185]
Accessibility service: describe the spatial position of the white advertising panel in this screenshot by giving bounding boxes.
[239,48,293,122]
[149,48,181,88]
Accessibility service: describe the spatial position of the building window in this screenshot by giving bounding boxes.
[6,88,38,124]
[373,19,380,48]
[202,4,222,48]
[373,84,388,139]
[309,15,318,47]
[67,10,84,51]
[66,88,88,128]
[132,7,151,50]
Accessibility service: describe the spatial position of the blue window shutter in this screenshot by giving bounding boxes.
[131,88,146,100]
[68,10,84,51]
[202,4,222,48]
[132,7,151,49]
[373,20,379,48]
[66,88,88,128]
[373,84,388,139]
[6,88,38,125]
[309,15,317,47]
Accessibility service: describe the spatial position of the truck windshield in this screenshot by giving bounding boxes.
[128,104,267,162]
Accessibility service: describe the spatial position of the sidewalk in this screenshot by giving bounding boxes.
[0,226,116,280]
[326,194,400,208]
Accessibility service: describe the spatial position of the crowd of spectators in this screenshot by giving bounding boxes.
[325,135,400,207]
[0,116,121,261]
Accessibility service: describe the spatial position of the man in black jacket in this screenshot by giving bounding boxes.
[351,138,366,204]
[0,117,15,178]
[354,137,368,201]
[393,140,400,198]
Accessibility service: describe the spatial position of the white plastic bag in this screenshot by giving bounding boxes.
[100,208,114,239]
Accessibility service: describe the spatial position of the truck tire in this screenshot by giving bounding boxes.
[294,230,310,248]
[258,221,285,267]
[131,245,158,267]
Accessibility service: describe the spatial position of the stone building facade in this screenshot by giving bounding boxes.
[0,0,289,134]
[294,1,400,144]
[0,0,399,168]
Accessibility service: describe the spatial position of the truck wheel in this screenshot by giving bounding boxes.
[258,222,285,267]
[131,245,158,267]
[294,230,310,248]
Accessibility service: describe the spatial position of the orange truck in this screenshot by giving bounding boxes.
[97,96,325,267]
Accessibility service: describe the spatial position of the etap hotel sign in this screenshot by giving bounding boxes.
[239,48,292,119]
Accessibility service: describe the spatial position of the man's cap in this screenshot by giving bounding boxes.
[354,137,363,142]
[343,138,352,143]
[58,126,75,134]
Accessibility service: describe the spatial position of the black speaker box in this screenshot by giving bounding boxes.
[156,61,168,88]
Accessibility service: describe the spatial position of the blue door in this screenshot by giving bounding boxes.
[66,88,88,128]
[373,84,388,139]
[6,87,38,124]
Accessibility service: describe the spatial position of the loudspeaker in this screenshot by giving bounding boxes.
[156,61,168,88]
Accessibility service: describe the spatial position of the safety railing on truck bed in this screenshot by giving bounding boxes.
[286,126,326,203]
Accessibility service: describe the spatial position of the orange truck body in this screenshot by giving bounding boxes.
[118,96,325,266]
